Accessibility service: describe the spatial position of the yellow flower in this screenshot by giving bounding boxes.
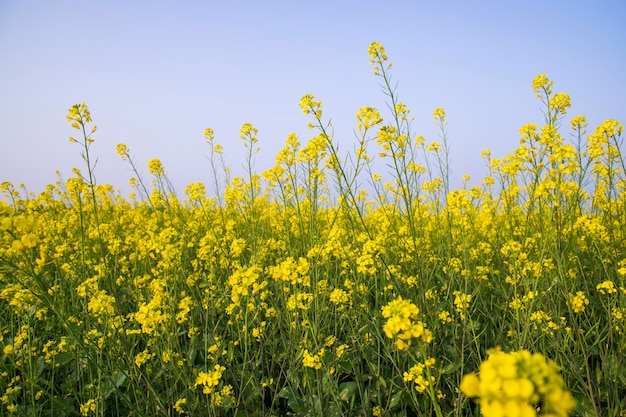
[87,290,116,317]
[403,361,435,393]
[303,348,324,370]
[3,344,15,355]
[336,344,349,359]
[433,107,446,123]
[196,365,226,394]
[532,74,552,95]
[240,122,259,143]
[461,350,575,417]
[551,92,571,114]
[299,94,322,116]
[597,280,617,295]
[115,143,129,159]
[570,115,588,131]
[382,297,432,349]
[367,42,387,64]
[329,288,349,305]
[204,127,215,141]
[569,291,589,313]
[453,291,472,320]
[135,349,154,368]
[173,398,187,414]
[438,310,453,324]
[356,106,382,131]
[67,103,92,126]
[79,399,97,416]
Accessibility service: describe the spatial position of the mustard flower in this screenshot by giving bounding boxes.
[173,398,187,414]
[368,42,387,63]
[115,143,129,159]
[356,106,383,131]
[438,310,453,324]
[87,289,116,318]
[461,350,575,417]
[433,107,446,124]
[80,399,97,416]
[176,295,193,324]
[196,365,226,394]
[286,292,313,311]
[67,102,92,127]
[184,182,206,201]
[570,115,588,131]
[382,297,432,350]
[403,358,436,393]
[551,92,571,115]
[135,349,154,368]
[597,280,617,295]
[204,127,215,141]
[596,118,623,137]
[453,291,472,320]
[303,348,324,370]
[336,344,349,359]
[427,141,441,152]
[532,74,553,96]
[240,122,258,144]
[147,158,164,176]
[299,94,323,117]
[569,291,589,313]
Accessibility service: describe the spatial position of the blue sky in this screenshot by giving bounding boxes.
[1,1,625,198]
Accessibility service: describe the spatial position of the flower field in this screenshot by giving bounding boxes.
[1,43,625,416]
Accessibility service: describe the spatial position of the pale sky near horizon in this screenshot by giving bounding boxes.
[1,1,625,199]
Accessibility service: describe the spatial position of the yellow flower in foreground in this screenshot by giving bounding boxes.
[461,350,575,417]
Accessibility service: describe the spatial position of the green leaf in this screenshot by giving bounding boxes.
[339,381,358,402]
[278,386,309,414]
[54,352,75,366]
[388,389,404,409]
[102,370,128,400]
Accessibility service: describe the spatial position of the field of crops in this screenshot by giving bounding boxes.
[1,43,625,416]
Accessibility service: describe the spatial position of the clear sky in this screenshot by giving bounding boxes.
[1,0,625,198]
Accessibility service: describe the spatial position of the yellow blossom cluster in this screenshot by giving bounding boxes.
[461,350,575,417]
[195,364,226,395]
[381,297,432,350]
[302,348,324,370]
[403,358,436,393]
